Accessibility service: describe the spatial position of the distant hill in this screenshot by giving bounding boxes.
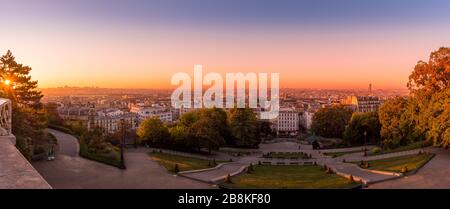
[40,87,173,96]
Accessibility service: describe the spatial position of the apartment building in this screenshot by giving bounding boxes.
[275,107,300,136]
[342,96,381,112]
[130,105,173,123]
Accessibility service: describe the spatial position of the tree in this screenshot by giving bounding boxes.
[343,111,381,146]
[190,118,225,154]
[136,117,170,146]
[407,47,450,94]
[378,97,421,149]
[228,107,260,148]
[311,105,353,138]
[44,102,64,125]
[169,124,193,148]
[199,107,231,144]
[0,50,43,108]
[406,47,450,148]
[0,50,46,158]
[80,126,108,153]
[258,120,273,137]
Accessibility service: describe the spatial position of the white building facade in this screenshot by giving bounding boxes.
[275,108,300,136]
[130,105,173,123]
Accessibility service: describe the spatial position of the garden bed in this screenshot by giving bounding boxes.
[220,165,360,189]
[149,152,224,173]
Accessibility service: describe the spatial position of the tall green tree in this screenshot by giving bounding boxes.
[228,107,260,148]
[190,117,225,153]
[343,111,381,146]
[379,97,421,149]
[80,126,108,153]
[406,47,450,148]
[0,50,43,108]
[44,102,64,125]
[258,120,274,137]
[0,50,46,159]
[137,117,170,146]
[199,107,231,144]
[311,105,353,138]
[168,108,230,151]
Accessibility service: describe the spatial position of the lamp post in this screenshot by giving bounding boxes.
[119,118,126,169]
[363,130,367,157]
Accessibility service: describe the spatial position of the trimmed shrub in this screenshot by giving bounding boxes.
[401,166,408,173]
[224,174,232,183]
[247,163,254,173]
[348,175,355,183]
[371,147,382,155]
[173,164,180,173]
[326,167,334,174]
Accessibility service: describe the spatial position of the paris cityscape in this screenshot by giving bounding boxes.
[0,1,449,203]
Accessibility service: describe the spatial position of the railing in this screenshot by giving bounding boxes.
[0,98,12,136]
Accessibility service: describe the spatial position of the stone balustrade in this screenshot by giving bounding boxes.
[0,98,51,189]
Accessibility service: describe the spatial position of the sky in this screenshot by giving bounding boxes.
[1,0,450,89]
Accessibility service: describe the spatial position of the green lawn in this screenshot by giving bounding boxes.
[220,165,360,189]
[369,141,430,156]
[149,152,220,172]
[354,153,435,173]
[323,150,363,158]
[79,143,123,168]
[264,152,311,159]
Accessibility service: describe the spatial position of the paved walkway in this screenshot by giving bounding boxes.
[33,132,450,188]
[369,148,450,189]
[336,149,424,162]
[148,147,232,161]
[180,163,247,184]
[48,129,79,157]
[33,129,211,189]
[189,142,442,186]
[323,160,400,184]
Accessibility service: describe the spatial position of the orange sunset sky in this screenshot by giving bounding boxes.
[1,0,449,90]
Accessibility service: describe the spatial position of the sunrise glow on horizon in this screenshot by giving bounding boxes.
[1,0,450,90]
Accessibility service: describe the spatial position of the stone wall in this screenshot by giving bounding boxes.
[0,135,51,189]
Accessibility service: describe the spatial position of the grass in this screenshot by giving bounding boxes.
[219,149,258,157]
[354,153,435,173]
[79,143,123,168]
[264,152,311,159]
[323,150,363,158]
[369,141,431,156]
[149,152,222,173]
[220,165,360,189]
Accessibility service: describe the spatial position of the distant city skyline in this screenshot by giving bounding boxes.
[1,0,450,89]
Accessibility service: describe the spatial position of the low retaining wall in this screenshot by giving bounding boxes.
[178,163,249,184]
[0,136,52,189]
